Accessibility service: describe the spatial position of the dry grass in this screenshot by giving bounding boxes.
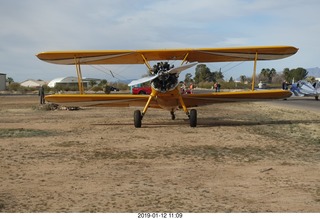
[0,128,52,138]
[0,95,320,212]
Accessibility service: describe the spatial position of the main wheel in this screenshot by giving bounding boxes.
[189,109,197,127]
[134,110,142,128]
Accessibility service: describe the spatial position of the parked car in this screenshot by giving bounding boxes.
[110,86,119,91]
[132,87,152,95]
[104,86,119,94]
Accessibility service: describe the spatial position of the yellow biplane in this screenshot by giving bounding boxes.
[37,46,298,127]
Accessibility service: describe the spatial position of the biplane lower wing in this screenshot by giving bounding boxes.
[45,94,152,107]
[45,90,292,108]
[182,90,292,107]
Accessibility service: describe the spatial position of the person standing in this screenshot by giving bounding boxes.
[214,82,218,92]
[282,80,287,90]
[39,85,45,104]
[189,83,193,94]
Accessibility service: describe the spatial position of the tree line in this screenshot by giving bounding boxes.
[5,64,312,93]
[185,64,310,85]
[5,78,128,93]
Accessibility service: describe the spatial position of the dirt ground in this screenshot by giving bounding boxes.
[0,94,319,213]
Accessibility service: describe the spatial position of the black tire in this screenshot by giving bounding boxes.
[138,91,146,95]
[189,109,197,127]
[315,96,319,101]
[134,110,142,128]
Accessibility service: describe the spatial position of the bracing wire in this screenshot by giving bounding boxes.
[89,65,129,81]
[222,61,245,73]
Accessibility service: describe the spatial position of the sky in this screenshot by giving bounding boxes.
[1,0,320,83]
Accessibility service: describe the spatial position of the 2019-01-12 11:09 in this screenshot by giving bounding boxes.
[137,213,183,218]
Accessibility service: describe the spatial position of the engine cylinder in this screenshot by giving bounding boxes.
[151,73,178,93]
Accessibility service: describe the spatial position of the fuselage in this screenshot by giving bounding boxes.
[150,86,181,112]
[149,72,181,111]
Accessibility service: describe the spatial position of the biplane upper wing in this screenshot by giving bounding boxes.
[36,46,298,65]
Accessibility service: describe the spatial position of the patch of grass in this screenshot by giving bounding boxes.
[33,103,60,111]
[0,128,52,138]
[0,202,5,212]
[175,145,281,163]
[248,122,320,163]
[54,141,86,147]
[252,123,319,146]
[94,149,140,159]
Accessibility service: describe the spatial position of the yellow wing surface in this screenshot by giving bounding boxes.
[45,90,292,108]
[182,90,292,107]
[45,94,152,107]
[37,46,298,65]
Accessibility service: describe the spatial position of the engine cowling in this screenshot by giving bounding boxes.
[151,73,179,93]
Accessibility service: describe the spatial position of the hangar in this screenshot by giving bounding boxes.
[0,73,6,91]
[48,76,102,88]
[20,79,47,88]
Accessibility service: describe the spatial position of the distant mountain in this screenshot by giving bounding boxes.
[307,67,320,78]
[116,79,135,84]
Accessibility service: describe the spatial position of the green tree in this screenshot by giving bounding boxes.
[89,80,97,87]
[99,79,108,86]
[291,67,308,81]
[6,77,14,84]
[229,77,234,82]
[282,67,308,82]
[194,64,215,83]
[282,68,290,81]
[215,70,224,81]
[8,82,20,91]
[259,68,277,83]
[240,75,247,83]
[184,73,193,84]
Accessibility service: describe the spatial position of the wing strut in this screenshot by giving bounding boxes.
[140,54,152,71]
[181,53,190,65]
[251,52,258,91]
[74,58,85,94]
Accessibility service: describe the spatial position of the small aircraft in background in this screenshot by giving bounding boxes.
[37,46,298,127]
[290,80,320,100]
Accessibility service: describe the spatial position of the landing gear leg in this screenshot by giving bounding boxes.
[133,91,156,128]
[176,91,198,127]
[189,109,197,127]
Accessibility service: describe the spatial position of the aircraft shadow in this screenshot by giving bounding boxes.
[196,118,320,127]
[91,118,320,128]
[286,97,319,101]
